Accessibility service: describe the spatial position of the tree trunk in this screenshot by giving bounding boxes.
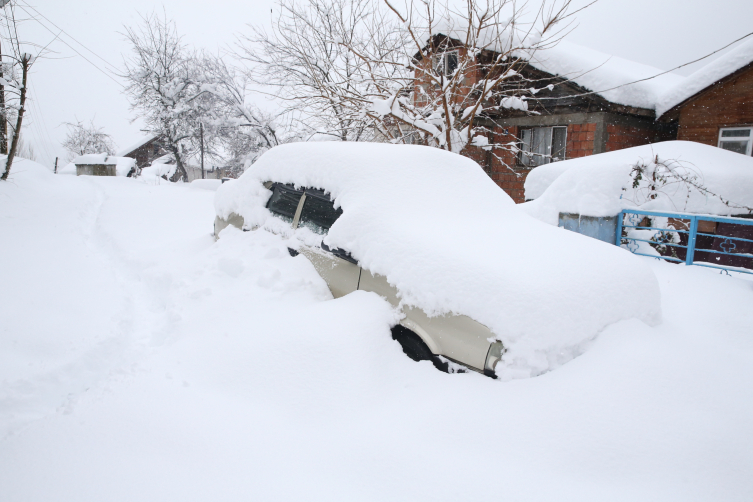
[168,143,188,182]
[0,53,7,155]
[1,56,29,181]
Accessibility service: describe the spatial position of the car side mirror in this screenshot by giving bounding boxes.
[321,241,358,265]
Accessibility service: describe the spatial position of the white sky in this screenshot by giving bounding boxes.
[13,0,753,167]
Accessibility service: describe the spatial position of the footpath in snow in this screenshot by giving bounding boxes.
[1,161,752,501]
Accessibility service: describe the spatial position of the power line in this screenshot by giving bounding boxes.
[536,31,753,102]
[14,3,125,89]
[16,0,121,74]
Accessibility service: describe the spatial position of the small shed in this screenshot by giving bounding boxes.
[73,154,137,177]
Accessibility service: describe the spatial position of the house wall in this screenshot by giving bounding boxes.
[76,164,116,176]
[477,112,668,203]
[676,65,753,145]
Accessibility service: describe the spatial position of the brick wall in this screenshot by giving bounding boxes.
[486,125,529,203]
[677,65,753,145]
[605,123,655,151]
[566,123,596,158]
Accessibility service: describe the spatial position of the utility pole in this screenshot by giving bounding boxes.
[200,122,205,179]
[0,1,9,155]
[0,37,6,155]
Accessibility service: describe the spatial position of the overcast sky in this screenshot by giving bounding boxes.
[13,0,753,167]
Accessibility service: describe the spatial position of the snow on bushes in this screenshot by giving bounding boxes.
[215,142,661,379]
[523,141,753,226]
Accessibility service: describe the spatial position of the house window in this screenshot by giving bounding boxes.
[433,51,459,77]
[718,127,753,156]
[519,126,567,167]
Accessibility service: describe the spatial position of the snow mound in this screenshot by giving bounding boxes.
[216,142,661,379]
[656,38,753,118]
[522,141,753,226]
[190,179,222,191]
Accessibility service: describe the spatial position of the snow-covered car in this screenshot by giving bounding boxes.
[214,143,661,379]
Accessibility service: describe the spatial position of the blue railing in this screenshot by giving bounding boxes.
[616,209,753,275]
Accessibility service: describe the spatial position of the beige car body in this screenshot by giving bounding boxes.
[214,184,503,376]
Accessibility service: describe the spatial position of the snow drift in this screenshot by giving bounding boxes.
[523,141,753,226]
[215,142,661,378]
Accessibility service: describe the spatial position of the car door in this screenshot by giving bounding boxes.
[294,189,361,299]
[358,269,492,372]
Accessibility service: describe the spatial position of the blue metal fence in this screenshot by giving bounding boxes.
[616,209,753,275]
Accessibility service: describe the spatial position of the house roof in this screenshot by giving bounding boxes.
[421,17,684,112]
[117,134,160,157]
[73,153,118,165]
[521,41,684,112]
[655,37,753,119]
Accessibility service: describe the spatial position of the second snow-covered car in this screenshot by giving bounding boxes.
[214,143,661,379]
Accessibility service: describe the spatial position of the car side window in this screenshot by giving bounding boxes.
[266,183,303,224]
[297,189,343,235]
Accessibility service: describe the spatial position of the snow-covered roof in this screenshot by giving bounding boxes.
[522,141,753,226]
[523,41,685,111]
[215,142,660,378]
[73,153,118,165]
[117,134,159,157]
[425,16,684,111]
[655,38,753,118]
[72,154,136,176]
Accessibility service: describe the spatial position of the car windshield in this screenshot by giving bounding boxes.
[298,190,343,235]
[266,184,303,224]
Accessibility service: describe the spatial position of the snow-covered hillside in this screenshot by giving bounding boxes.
[1,161,753,501]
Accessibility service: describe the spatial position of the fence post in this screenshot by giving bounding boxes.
[615,210,624,246]
[686,215,698,266]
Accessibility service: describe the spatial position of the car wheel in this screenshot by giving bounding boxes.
[390,325,456,374]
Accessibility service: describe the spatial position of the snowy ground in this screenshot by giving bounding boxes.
[1,162,752,501]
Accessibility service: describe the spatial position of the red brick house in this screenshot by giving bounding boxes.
[656,39,753,157]
[414,37,682,202]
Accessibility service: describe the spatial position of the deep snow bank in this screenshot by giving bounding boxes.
[216,142,661,378]
[523,141,753,226]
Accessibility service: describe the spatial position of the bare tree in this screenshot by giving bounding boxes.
[239,0,580,168]
[196,53,302,172]
[122,12,212,182]
[369,0,578,156]
[61,120,117,159]
[1,3,37,181]
[237,0,408,141]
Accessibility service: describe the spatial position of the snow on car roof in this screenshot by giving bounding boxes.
[215,142,660,378]
[656,38,753,118]
[522,141,753,226]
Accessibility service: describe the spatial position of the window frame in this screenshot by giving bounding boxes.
[433,50,459,78]
[518,126,568,167]
[718,126,753,156]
